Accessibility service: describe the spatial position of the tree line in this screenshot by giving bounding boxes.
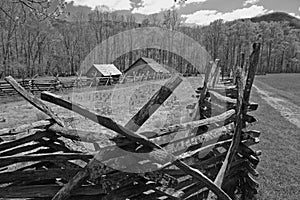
[0,0,299,78]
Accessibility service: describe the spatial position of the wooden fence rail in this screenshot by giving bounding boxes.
[0,43,261,200]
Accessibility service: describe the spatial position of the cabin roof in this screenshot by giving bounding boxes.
[125,57,170,74]
[91,64,122,76]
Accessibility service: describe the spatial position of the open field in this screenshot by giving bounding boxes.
[0,74,299,199]
[0,77,204,133]
[252,73,300,200]
[255,73,300,105]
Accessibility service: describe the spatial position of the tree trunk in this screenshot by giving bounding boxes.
[266,42,272,73]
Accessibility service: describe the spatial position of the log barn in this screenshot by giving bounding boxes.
[124,57,172,77]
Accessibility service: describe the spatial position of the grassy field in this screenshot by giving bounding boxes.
[0,74,299,199]
[0,77,202,132]
[255,73,300,105]
[255,73,300,97]
[252,73,300,200]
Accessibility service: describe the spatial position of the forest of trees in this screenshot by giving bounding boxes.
[0,0,300,78]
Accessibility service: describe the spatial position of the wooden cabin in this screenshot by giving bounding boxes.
[86,64,122,84]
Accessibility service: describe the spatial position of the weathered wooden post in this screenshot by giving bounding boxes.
[121,75,126,84]
[133,72,136,82]
[212,59,221,88]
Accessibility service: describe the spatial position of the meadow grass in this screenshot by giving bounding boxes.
[251,74,300,200]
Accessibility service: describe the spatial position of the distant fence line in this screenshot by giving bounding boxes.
[0,72,175,97]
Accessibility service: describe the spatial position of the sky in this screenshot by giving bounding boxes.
[66,0,300,25]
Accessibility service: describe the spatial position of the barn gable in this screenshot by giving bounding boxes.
[124,57,170,76]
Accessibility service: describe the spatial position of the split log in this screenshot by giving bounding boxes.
[125,75,182,131]
[243,130,261,138]
[238,143,262,158]
[39,124,234,180]
[53,160,84,170]
[41,95,232,200]
[201,90,258,112]
[0,131,51,152]
[0,168,80,184]
[49,109,235,150]
[5,76,65,127]
[38,138,76,153]
[154,109,235,137]
[43,93,235,162]
[0,119,52,136]
[14,161,57,171]
[243,43,261,105]
[212,61,221,88]
[180,182,206,199]
[160,137,256,173]
[0,143,41,157]
[208,70,244,199]
[0,153,94,168]
[48,124,113,144]
[101,182,153,200]
[0,185,105,198]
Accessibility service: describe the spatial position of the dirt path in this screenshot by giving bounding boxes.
[253,80,300,129]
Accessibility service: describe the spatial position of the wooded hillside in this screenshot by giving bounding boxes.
[0,0,299,78]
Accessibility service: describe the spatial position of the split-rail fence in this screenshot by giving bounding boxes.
[0,43,261,200]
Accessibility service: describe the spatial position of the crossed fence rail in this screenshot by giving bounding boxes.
[0,43,261,200]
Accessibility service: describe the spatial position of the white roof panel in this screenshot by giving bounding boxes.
[93,64,122,76]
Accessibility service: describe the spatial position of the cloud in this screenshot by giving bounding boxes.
[68,0,184,14]
[66,0,131,10]
[183,5,271,25]
[133,0,208,14]
[133,0,174,14]
[289,12,300,19]
[182,0,207,3]
[67,0,208,14]
[243,0,260,6]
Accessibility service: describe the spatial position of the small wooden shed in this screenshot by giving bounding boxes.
[86,64,122,78]
[124,57,171,77]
